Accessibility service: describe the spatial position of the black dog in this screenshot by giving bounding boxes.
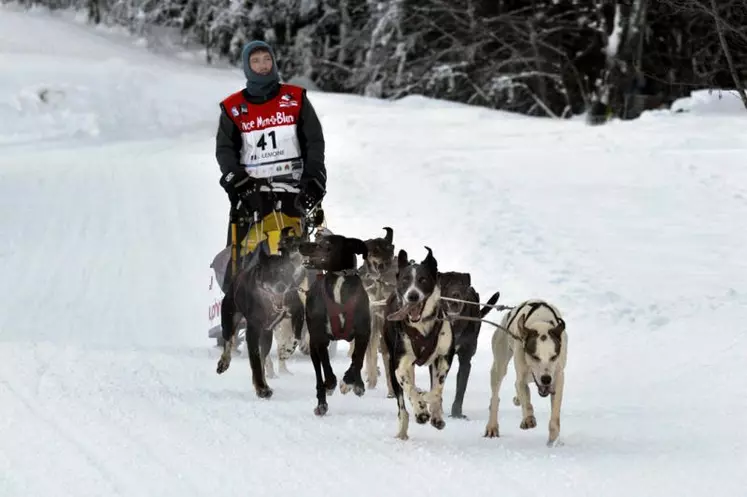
[383,247,454,440]
[258,226,312,376]
[215,240,304,399]
[298,234,371,416]
[348,227,398,392]
[438,271,500,418]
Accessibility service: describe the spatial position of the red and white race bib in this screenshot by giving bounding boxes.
[221,85,305,186]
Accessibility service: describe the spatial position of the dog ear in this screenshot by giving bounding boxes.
[549,318,565,339]
[346,237,369,259]
[383,227,394,244]
[517,314,529,339]
[422,246,437,276]
[460,273,471,287]
[397,249,409,271]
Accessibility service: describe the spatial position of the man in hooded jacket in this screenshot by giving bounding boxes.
[215,40,326,259]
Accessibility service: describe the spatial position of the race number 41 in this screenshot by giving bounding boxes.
[256,130,277,151]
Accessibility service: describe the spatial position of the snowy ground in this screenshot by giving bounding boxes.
[1,4,746,497]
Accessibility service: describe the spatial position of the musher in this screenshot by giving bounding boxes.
[215,40,326,282]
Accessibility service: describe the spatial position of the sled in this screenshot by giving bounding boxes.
[207,202,326,350]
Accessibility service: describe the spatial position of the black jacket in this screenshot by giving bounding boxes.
[215,84,327,201]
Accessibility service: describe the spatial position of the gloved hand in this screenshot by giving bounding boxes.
[298,177,325,212]
[219,170,253,203]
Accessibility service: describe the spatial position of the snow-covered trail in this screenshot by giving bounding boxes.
[1,5,746,497]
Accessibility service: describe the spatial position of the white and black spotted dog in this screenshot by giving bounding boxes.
[484,299,568,446]
[383,247,454,440]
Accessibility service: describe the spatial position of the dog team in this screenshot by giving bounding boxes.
[214,226,568,447]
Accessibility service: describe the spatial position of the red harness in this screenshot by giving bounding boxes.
[317,273,360,341]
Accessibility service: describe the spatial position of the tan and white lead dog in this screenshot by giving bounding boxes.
[484,299,568,446]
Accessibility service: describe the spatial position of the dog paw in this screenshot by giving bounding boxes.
[387,391,396,399]
[394,432,409,441]
[513,396,520,406]
[256,387,273,399]
[340,381,352,395]
[353,384,365,397]
[430,416,446,430]
[484,424,500,438]
[365,370,377,389]
[449,412,468,420]
[546,438,564,448]
[415,411,431,425]
[314,403,328,416]
[325,377,337,395]
[216,356,230,374]
[548,419,560,444]
[520,415,537,430]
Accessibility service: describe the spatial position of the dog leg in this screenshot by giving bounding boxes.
[484,351,510,438]
[364,313,381,389]
[316,338,337,395]
[216,296,240,374]
[246,326,273,399]
[341,308,371,396]
[389,354,410,440]
[548,370,565,446]
[395,357,429,425]
[309,342,329,416]
[450,349,473,419]
[274,318,297,375]
[342,335,368,397]
[427,355,451,430]
[514,367,536,430]
[299,324,311,355]
[380,337,395,398]
[260,328,276,380]
[264,355,276,379]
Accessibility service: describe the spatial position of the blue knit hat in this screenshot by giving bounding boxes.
[241,41,280,97]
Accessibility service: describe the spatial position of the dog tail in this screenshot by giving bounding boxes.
[480,291,501,318]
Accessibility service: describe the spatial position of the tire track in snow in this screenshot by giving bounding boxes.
[0,376,127,496]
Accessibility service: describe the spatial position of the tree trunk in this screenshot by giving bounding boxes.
[709,0,747,110]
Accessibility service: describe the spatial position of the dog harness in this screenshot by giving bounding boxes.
[506,301,562,330]
[404,316,444,366]
[317,273,360,341]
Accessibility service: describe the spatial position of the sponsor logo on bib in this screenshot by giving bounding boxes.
[240,112,296,132]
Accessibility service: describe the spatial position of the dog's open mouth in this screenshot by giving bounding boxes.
[445,305,463,318]
[408,301,426,322]
[536,384,555,398]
